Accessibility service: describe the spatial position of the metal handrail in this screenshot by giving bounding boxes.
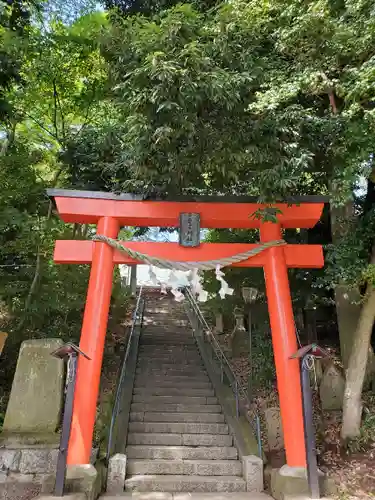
[106,286,144,464]
[184,286,262,457]
[184,287,247,398]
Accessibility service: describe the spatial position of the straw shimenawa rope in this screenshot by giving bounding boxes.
[92,235,286,271]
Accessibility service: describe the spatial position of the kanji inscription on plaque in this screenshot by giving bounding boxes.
[179,213,200,247]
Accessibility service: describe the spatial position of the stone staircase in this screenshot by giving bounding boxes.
[123,293,248,494]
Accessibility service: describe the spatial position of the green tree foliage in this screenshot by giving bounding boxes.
[0,6,117,412]
[104,0,217,17]
[0,0,39,120]
[89,0,372,201]
[2,0,375,441]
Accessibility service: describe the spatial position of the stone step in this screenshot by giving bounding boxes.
[139,340,196,346]
[137,353,203,366]
[141,324,190,330]
[130,412,225,423]
[139,342,196,347]
[141,327,191,330]
[138,347,199,353]
[134,375,211,385]
[141,331,192,335]
[127,433,233,447]
[133,387,215,397]
[144,311,187,317]
[135,369,207,377]
[127,459,242,477]
[137,351,201,357]
[126,446,238,460]
[134,381,213,390]
[144,312,187,317]
[140,332,193,337]
[131,403,222,413]
[128,422,229,435]
[138,350,200,356]
[125,474,246,493]
[132,395,218,405]
[136,364,205,371]
[140,333,193,339]
[137,352,200,359]
[101,493,273,500]
[136,361,203,368]
[137,355,204,368]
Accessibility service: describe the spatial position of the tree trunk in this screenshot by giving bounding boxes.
[17,252,41,331]
[334,285,362,369]
[341,242,375,439]
[341,286,375,439]
[330,202,363,369]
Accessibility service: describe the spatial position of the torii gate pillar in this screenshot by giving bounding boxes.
[68,216,119,465]
[48,189,325,470]
[261,222,305,467]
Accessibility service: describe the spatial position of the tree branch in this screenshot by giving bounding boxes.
[52,79,60,142]
[54,79,67,142]
[328,91,338,115]
[22,111,60,143]
[74,85,97,139]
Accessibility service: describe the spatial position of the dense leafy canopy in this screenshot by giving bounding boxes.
[1,0,375,438]
[65,0,374,204]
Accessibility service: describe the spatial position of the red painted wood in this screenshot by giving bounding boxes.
[261,222,306,467]
[54,196,324,229]
[53,240,324,268]
[67,216,119,466]
[50,192,325,470]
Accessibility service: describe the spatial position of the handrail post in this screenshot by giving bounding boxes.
[51,343,90,496]
[256,414,262,458]
[301,355,320,498]
[235,380,239,418]
[106,287,144,464]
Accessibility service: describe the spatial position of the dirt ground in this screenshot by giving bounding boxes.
[217,333,375,499]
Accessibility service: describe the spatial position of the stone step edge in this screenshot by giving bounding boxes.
[124,475,246,482]
[128,423,229,433]
[125,463,242,478]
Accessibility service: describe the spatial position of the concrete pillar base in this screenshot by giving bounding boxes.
[42,464,103,500]
[107,454,127,493]
[242,455,263,492]
[271,465,320,500]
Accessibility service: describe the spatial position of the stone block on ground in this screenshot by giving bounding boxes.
[264,407,284,451]
[0,449,21,472]
[0,472,45,500]
[215,313,224,334]
[271,466,309,500]
[107,453,127,494]
[65,464,101,500]
[19,448,59,474]
[270,465,329,500]
[242,455,263,492]
[319,364,345,411]
[230,330,248,358]
[3,339,65,436]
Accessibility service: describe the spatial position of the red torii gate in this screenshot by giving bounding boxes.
[48,189,324,471]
